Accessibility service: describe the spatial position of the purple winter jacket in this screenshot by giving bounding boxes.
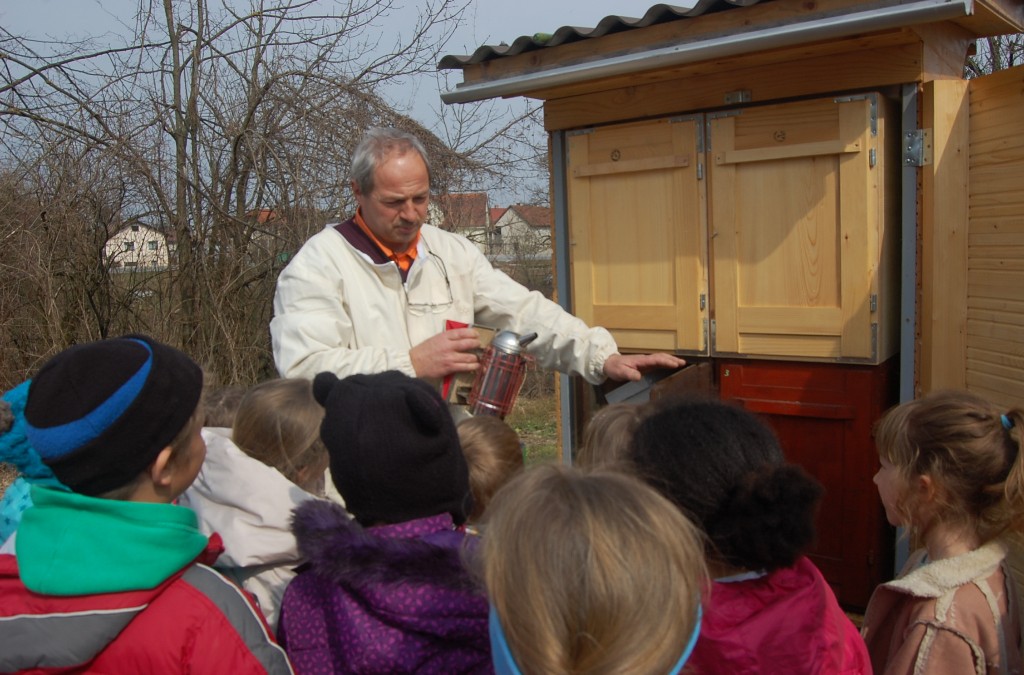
[278,500,492,674]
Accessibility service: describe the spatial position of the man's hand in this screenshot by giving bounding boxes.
[603,353,687,382]
[410,328,482,379]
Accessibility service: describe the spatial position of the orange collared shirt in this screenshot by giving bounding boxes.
[354,209,420,273]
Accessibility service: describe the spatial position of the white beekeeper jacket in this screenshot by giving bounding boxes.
[270,222,618,385]
[178,427,324,632]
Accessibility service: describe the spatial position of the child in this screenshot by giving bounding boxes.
[575,401,647,469]
[278,370,491,674]
[861,390,1024,675]
[0,380,67,543]
[178,378,329,631]
[481,463,707,674]
[628,397,870,674]
[0,335,292,674]
[457,414,523,524]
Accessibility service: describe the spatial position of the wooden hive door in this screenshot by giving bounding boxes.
[708,95,883,361]
[566,117,708,354]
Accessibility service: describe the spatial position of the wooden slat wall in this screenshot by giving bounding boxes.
[967,65,1024,408]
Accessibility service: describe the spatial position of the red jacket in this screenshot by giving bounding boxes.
[0,537,293,674]
[689,556,871,674]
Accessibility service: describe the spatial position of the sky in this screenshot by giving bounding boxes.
[0,1,644,63]
[0,0,650,202]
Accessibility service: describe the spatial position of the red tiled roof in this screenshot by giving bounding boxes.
[490,207,507,224]
[509,204,551,229]
[436,193,489,229]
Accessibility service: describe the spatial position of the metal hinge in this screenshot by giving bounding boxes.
[903,129,933,167]
[869,148,877,168]
[702,318,709,349]
[710,319,716,349]
[869,294,878,313]
[699,293,707,311]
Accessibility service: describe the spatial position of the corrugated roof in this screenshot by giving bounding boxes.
[437,0,764,69]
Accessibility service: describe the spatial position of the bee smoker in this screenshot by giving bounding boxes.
[468,330,538,419]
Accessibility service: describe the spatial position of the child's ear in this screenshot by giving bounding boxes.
[917,473,937,503]
[148,446,175,488]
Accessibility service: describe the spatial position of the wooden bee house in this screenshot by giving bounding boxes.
[440,0,1024,609]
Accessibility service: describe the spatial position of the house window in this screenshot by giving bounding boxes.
[148,241,159,251]
[123,241,135,251]
[130,225,140,232]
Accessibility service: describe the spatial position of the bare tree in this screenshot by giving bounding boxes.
[965,33,1023,77]
[0,0,480,387]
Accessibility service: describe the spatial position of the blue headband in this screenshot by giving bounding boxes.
[489,603,703,675]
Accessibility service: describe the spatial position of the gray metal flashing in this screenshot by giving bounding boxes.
[551,130,578,462]
[440,0,972,104]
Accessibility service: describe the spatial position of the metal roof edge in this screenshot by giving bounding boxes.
[440,0,973,104]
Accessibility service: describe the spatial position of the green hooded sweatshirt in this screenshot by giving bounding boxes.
[15,486,209,595]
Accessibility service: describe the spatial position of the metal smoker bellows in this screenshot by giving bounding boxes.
[467,330,538,419]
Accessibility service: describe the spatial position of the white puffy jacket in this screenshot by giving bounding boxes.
[179,428,324,631]
[270,222,617,385]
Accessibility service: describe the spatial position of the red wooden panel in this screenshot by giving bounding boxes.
[718,358,898,610]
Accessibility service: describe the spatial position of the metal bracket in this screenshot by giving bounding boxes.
[903,129,933,167]
[723,89,751,105]
[835,94,877,136]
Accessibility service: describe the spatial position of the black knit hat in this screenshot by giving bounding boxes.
[313,370,470,526]
[24,335,203,496]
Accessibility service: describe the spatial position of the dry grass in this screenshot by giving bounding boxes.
[505,392,560,465]
[0,462,16,498]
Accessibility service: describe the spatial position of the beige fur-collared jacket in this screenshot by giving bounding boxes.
[861,539,1023,675]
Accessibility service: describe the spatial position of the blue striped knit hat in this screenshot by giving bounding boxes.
[24,335,203,496]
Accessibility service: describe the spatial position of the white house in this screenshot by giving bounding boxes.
[492,204,551,258]
[103,224,170,271]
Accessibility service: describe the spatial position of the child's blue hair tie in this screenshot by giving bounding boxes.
[489,602,702,675]
[1001,414,1014,430]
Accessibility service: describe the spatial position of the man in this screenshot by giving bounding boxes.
[271,127,684,388]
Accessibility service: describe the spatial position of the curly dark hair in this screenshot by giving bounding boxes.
[629,398,823,571]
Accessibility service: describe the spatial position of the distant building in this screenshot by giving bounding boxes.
[431,194,551,259]
[493,204,551,257]
[431,192,493,251]
[103,224,170,271]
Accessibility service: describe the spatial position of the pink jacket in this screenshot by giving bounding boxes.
[690,556,870,674]
[861,541,1022,675]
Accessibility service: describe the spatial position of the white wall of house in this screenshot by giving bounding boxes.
[104,224,169,271]
[492,208,551,258]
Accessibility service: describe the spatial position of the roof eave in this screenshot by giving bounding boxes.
[441,0,974,104]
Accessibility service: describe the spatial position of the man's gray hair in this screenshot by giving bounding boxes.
[351,127,432,195]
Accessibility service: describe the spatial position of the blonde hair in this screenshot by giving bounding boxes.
[457,415,523,522]
[232,379,328,492]
[481,463,707,674]
[202,385,246,428]
[875,389,1024,542]
[577,403,646,469]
